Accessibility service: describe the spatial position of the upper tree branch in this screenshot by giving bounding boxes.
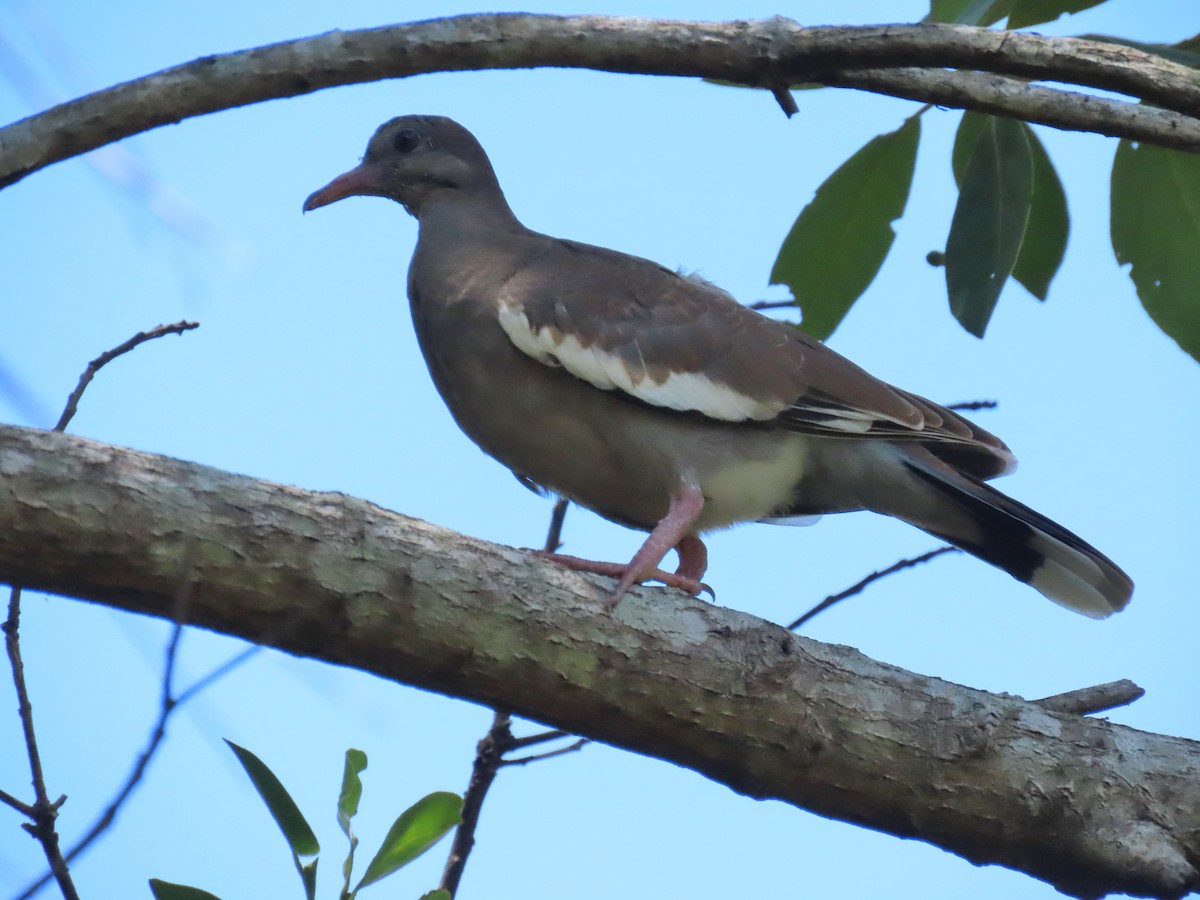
[3,15,1200,189]
[0,424,1196,900]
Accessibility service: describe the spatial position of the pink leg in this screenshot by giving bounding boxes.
[609,484,705,604]
[674,534,707,582]
[534,484,706,608]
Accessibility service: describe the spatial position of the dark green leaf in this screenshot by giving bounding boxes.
[927,0,1011,25]
[1177,33,1200,54]
[148,880,225,900]
[951,111,987,187]
[954,114,1068,300]
[299,857,318,900]
[1011,123,1068,300]
[1111,139,1200,361]
[1007,0,1107,29]
[339,750,367,895]
[419,891,452,900]
[356,792,463,890]
[338,749,368,837]
[342,833,359,892]
[1076,33,1200,69]
[225,740,320,857]
[769,117,920,339]
[944,115,1034,336]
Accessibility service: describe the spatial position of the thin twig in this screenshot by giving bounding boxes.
[748,299,799,312]
[15,604,260,900]
[0,786,37,818]
[440,712,589,896]
[500,738,589,767]
[175,645,259,706]
[16,589,191,900]
[946,399,998,412]
[1034,679,1145,716]
[439,710,513,898]
[4,587,80,900]
[771,83,799,117]
[6,322,202,899]
[507,728,571,751]
[788,546,959,630]
[54,320,199,431]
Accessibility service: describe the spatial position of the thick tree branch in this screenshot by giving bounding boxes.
[3,15,1200,189]
[0,425,1196,899]
[820,66,1200,152]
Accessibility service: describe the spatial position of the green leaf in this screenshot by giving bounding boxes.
[953,114,1067,300]
[339,749,367,895]
[1076,33,1200,69]
[225,740,320,857]
[356,792,463,890]
[927,0,1011,25]
[1177,33,1200,54]
[299,857,318,900]
[944,115,1034,336]
[1011,124,1068,300]
[769,116,920,339]
[1111,139,1200,361]
[1007,0,1107,29]
[148,880,225,900]
[338,749,367,837]
[951,111,987,187]
[419,891,452,900]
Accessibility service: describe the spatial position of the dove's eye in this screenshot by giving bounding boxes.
[392,129,421,154]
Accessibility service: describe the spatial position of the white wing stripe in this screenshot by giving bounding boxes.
[498,305,780,422]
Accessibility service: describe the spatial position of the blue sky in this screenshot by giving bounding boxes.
[1,1,1197,898]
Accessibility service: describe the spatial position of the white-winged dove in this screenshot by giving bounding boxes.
[303,115,1132,617]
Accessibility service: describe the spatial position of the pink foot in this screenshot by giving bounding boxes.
[534,550,704,596]
[531,484,709,610]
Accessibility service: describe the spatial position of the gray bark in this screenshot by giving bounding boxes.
[0,424,1196,899]
[2,16,1200,189]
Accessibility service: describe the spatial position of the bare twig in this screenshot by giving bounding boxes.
[440,713,589,896]
[507,728,572,751]
[175,645,259,706]
[54,320,199,431]
[4,17,1200,190]
[0,786,37,818]
[11,618,187,900]
[771,83,799,117]
[439,710,512,898]
[748,299,799,312]
[4,321,202,899]
[1035,679,1145,716]
[4,587,80,900]
[787,546,959,630]
[946,399,998,412]
[501,738,588,767]
[15,614,260,900]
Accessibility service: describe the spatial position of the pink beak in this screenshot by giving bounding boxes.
[303,164,381,212]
